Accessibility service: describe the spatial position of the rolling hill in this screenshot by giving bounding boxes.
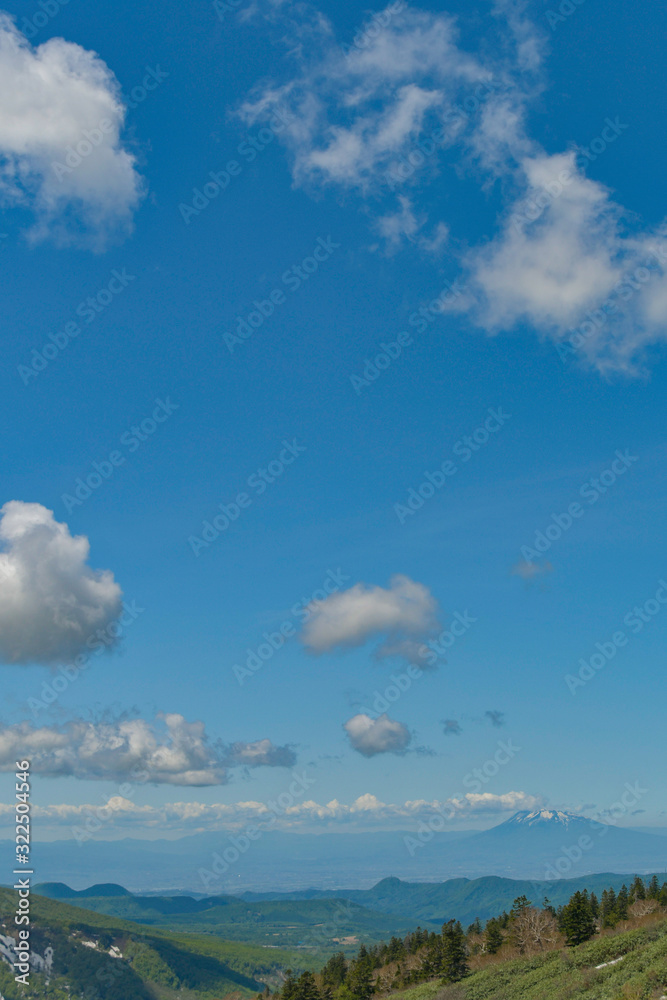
[34,869,667,936]
[0,886,297,999]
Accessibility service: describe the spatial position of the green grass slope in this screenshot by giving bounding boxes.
[390,919,667,1000]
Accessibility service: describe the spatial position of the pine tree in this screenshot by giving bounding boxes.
[601,887,618,928]
[616,885,629,921]
[294,972,321,1000]
[559,891,596,946]
[322,952,347,989]
[659,883,667,908]
[441,920,469,982]
[484,919,504,955]
[589,893,599,919]
[466,918,482,937]
[346,955,374,1000]
[282,970,298,1000]
[647,875,661,900]
[630,876,646,902]
[510,895,531,918]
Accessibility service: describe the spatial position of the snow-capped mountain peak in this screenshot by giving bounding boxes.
[506,809,578,828]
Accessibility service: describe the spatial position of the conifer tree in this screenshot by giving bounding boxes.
[322,953,347,989]
[630,876,646,902]
[559,891,596,946]
[441,920,469,982]
[647,874,661,900]
[484,919,504,955]
[602,887,618,928]
[616,885,629,921]
[294,971,321,1000]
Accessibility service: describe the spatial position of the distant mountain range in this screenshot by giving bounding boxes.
[35,868,667,933]
[6,810,667,894]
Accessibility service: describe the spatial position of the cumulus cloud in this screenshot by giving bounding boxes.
[455,152,667,372]
[0,715,296,785]
[0,789,544,832]
[0,501,123,665]
[301,574,441,666]
[0,14,143,247]
[344,713,411,756]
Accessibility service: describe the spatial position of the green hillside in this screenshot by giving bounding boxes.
[32,885,415,951]
[242,873,667,927]
[390,921,667,1000]
[0,887,298,999]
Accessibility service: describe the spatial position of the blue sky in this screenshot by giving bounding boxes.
[1,0,666,844]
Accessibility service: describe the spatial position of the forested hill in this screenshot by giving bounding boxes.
[266,875,667,1000]
[0,887,288,999]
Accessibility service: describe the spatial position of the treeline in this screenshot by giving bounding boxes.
[259,875,667,1000]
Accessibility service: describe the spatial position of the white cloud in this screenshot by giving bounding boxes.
[0,501,122,665]
[0,715,296,785]
[459,151,667,374]
[0,789,544,832]
[0,14,142,247]
[344,712,411,756]
[301,574,440,666]
[238,4,495,194]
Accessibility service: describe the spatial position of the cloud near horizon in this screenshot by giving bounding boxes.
[0,14,142,247]
[0,715,297,785]
[0,501,123,665]
[0,789,544,833]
